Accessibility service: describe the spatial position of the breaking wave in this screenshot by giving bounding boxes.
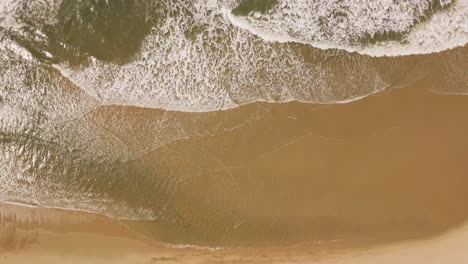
[226,0,468,56]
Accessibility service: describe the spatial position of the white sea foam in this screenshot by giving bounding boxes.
[2,0,464,114]
[39,0,466,112]
[48,0,389,112]
[226,0,468,57]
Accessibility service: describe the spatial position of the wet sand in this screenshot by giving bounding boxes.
[1,203,468,264]
[115,81,468,246]
[1,80,468,262]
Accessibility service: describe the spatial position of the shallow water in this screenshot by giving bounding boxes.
[0,0,467,249]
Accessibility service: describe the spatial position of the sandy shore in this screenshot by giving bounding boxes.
[1,202,468,264]
[1,81,468,262]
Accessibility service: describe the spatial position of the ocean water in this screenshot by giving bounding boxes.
[0,0,467,247]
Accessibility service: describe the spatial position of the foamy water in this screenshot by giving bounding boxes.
[0,0,467,223]
[226,0,468,56]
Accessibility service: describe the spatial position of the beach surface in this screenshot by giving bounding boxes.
[1,203,468,264]
[2,83,468,263]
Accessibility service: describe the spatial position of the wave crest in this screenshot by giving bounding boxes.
[227,0,468,56]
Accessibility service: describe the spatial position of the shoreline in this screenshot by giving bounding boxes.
[1,202,468,263]
[2,74,468,262]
